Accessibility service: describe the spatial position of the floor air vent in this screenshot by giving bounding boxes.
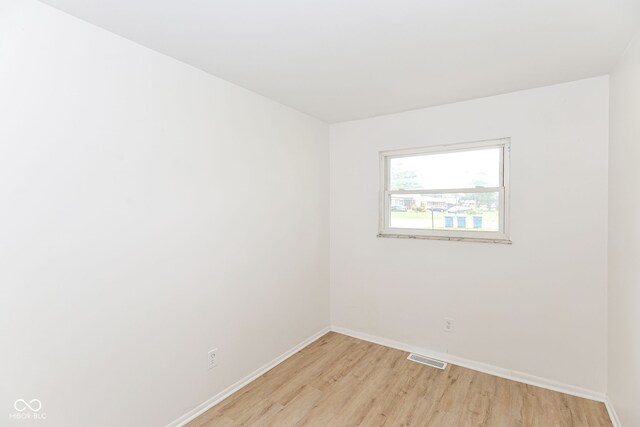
[407,353,447,369]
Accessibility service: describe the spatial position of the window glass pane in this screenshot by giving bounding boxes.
[389,148,500,190]
[389,192,500,231]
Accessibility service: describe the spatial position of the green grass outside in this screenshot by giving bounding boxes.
[390,209,500,232]
[391,210,499,222]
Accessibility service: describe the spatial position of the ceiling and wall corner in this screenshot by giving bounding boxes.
[38,0,640,123]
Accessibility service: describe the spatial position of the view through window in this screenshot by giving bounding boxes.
[379,139,510,242]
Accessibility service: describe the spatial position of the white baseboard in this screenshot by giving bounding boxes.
[331,326,607,404]
[166,326,331,427]
[604,396,622,427]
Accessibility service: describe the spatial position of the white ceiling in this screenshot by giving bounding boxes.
[40,0,640,123]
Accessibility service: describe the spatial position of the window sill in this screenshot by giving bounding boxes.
[377,233,512,244]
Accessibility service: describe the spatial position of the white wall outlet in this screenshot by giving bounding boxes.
[443,318,454,333]
[208,348,218,369]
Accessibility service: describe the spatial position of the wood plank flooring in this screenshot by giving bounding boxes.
[187,332,612,427]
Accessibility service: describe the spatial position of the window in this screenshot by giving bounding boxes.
[379,138,510,243]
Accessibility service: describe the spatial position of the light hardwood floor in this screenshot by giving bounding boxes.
[187,332,612,426]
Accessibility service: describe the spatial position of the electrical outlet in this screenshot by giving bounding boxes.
[443,318,454,333]
[208,348,218,369]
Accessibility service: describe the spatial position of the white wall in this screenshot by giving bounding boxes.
[330,77,609,393]
[608,32,640,427]
[0,1,329,426]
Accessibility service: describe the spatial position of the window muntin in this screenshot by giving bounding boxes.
[379,139,510,242]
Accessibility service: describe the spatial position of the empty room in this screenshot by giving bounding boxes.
[2,0,640,426]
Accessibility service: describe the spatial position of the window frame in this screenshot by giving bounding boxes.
[378,138,511,244]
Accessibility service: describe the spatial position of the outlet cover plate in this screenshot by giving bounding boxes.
[443,318,454,333]
[208,348,218,369]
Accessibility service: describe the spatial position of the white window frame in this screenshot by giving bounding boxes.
[378,138,511,244]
